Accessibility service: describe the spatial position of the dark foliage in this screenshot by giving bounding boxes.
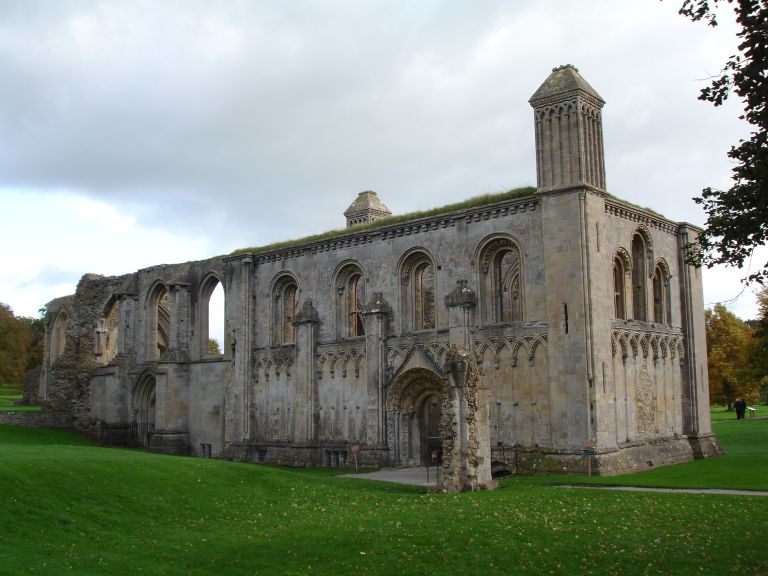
[680,1,768,283]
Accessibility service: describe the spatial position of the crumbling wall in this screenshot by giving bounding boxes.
[438,347,495,492]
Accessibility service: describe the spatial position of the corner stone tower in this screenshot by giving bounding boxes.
[344,191,392,227]
[529,64,606,193]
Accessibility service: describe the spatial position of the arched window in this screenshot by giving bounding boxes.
[49,311,69,364]
[477,236,523,325]
[652,260,672,325]
[148,284,171,359]
[614,258,626,319]
[335,263,366,338]
[631,232,651,321]
[104,300,120,363]
[400,251,436,332]
[414,262,435,331]
[612,248,631,320]
[200,275,225,356]
[272,275,299,345]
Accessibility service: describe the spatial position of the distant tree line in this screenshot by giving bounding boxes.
[0,303,44,386]
[706,287,768,408]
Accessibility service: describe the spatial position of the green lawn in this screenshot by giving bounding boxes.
[711,402,768,421]
[1,423,767,575]
[0,383,42,413]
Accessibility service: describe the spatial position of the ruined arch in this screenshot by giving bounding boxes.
[386,367,444,465]
[199,273,225,357]
[49,310,69,364]
[333,260,366,339]
[146,282,171,360]
[398,249,436,332]
[97,298,120,364]
[475,234,524,326]
[270,272,299,345]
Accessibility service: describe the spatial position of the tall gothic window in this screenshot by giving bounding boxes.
[613,257,626,319]
[104,300,120,363]
[631,233,648,321]
[49,311,69,364]
[273,275,299,345]
[347,274,365,336]
[336,264,366,338]
[652,261,672,325]
[200,274,225,357]
[400,251,437,332]
[477,236,523,326]
[147,285,171,359]
[414,261,435,331]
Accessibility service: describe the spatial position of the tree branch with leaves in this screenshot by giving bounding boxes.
[679,0,768,283]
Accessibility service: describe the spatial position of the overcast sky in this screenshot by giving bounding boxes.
[0,0,763,326]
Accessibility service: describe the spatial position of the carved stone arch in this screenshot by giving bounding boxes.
[659,336,670,359]
[505,336,527,368]
[384,366,444,465]
[649,335,661,361]
[146,280,171,360]
[132,371,157,448]
[397,248,437,332]
[639,334,651,359]
[529,336,548,363]
[628,333,640,359]
[474,234,524,326]
[269,272,300,346]
[332,260,367,339]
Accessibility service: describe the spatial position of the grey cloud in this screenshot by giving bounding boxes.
[0,0,747,251]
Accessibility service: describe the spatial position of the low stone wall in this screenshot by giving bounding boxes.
[0,412,72,428]
[224,442,389,468]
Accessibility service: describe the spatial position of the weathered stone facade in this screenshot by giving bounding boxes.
[39,65,721,476]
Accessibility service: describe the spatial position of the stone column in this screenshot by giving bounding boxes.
[293,299,319,442]
[445,280,476,349]
[361,293,390,446]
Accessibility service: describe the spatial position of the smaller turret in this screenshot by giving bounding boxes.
[343,191,392,227]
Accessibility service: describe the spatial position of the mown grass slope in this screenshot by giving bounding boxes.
[1,421,766,575]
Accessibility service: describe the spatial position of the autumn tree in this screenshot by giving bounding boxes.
[0,303,32,385]
[208,338,222,355]
[705,303,760,408]
[678,0,768,283]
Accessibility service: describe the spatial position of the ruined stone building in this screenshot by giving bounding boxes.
[39,66,720,476]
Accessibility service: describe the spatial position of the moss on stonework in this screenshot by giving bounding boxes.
[230,187,537,257]
[605,194,665,218]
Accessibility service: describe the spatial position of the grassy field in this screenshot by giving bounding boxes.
[0,383,41,413]
[711,403,768,421]
[1,422,767,575]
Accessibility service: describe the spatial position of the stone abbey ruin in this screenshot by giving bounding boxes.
[39,66,721,484]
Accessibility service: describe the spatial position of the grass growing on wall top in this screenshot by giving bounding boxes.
[229,187,536,257]
[1,420,767,575]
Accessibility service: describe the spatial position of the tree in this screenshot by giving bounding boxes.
[208,338,222,355]
[705,303,761,407]
[0,303,32,385]
[679,1,768,283]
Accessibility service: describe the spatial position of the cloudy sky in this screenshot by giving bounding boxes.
[0,0,762,324]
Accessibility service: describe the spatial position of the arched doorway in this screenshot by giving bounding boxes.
[134,374,157,448]
[386,368,444,466]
